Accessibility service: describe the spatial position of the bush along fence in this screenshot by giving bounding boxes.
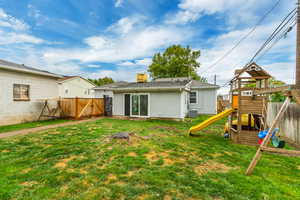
[267,102,300,146]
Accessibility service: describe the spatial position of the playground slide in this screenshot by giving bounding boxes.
[188,108,235,135]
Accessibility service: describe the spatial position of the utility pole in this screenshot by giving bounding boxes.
[296,0,300,87]
[214,74,217,85]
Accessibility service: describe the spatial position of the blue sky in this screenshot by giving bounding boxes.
[0,0,297,93]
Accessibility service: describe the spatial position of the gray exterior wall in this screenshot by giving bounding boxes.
[94,90,114,98]
[0,69,59,125]
[189,89,217,115]
[112,91,187,119]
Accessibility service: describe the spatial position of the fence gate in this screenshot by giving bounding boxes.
[104,95,113,116]
[60,98,104,119]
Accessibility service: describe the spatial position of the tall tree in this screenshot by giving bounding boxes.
[88,77,114,86]
[148,45,204,81]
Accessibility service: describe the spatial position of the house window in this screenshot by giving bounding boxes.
[13,84,30,101]
[65,89,69,94]
[190,92,197,104]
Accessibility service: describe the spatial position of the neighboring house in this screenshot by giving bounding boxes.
[58,76,96,98]
[0,59,63,125]
[94,77,219,119]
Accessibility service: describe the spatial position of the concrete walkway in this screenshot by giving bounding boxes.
[0,117,103,139]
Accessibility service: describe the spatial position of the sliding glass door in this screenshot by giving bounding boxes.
[131,94,149,117]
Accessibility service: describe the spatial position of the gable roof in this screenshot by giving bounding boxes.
[0,59,63,78]
[190,80,220,89]
[231,62,272,81]
[58,76,96,86]
[94,81,128,89]
[94,78,219,92]
[95,79,191,92]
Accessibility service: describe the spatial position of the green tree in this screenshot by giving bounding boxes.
[88,77,114,86]
[148,45,205,81]
[245,78,286,102]
[269,79,286,102]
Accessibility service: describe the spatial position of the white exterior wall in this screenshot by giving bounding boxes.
[94,90,113,98]
[112,92,184,119]
[59,77,95,98]
[180,91,189,118]
[0,69,59,125]
[189,89,217,114]
[113,93,124,116]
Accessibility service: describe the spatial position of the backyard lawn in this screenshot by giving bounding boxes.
[0,116,299,200]
[0,119,71,134]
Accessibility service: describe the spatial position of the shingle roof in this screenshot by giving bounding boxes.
[116,79,190,89]
[190,80,219,89]
[0,59,62,78]
[94,81,128,89]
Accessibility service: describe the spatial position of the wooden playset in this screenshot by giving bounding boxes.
[228,62,272,146]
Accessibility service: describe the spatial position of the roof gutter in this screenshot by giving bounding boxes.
[0,65,63,79]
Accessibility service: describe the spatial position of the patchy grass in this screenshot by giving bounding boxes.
[0,119,71,133]
[0,116,300,200]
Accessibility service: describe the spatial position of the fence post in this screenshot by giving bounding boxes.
[75,97,79,119]
[91,98,94,117]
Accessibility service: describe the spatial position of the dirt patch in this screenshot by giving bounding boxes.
[105,174,117,184]
[163,158,175,166]
[164,195,172,200]
[21,168,32,174]
[124,170,135,177]
[1,149,10,153]
[150,126,181,133]
[20,181,38,187]
[128,152,137,157]
[210,153,223,158]
[80,168,88,174]
[297,165,300,170]
[144,151,175,166]
[194,161,233,176]
[54,156,77,168]
[137,194,151,200]
[145,151,159,161]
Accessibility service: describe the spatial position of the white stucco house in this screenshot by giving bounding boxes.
[58,76,96,98]
[94,78,219,119]
[0,59,63,125]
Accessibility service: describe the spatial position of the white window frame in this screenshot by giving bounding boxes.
[125,93,150,118]
[189,91,198,104]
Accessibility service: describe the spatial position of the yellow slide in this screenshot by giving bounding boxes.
[188,108,235,135]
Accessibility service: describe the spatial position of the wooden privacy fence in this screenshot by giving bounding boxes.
[60,98,104,119]
[267,102,300,145]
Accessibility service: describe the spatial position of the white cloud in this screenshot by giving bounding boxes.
[107,16,144,35]
[118,58,152,67]
[43,25,192,63]
[0,8,29,31]
[165,0,286,26]
[0,30,44,44]
[115,0,123,7]
[197,22,296,94]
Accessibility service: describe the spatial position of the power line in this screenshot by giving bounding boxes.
[200,0,283,75]
[219,8,297,88]
[249,9,297,63]
[255,19,297,62]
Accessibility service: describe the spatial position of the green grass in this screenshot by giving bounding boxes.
[0,116,299,200]
[0,119,71,134]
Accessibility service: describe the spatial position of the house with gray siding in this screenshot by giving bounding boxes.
[0,59,63,125]
[94,77,219,119]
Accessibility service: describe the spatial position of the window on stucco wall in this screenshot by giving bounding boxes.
[13,84,30,101]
